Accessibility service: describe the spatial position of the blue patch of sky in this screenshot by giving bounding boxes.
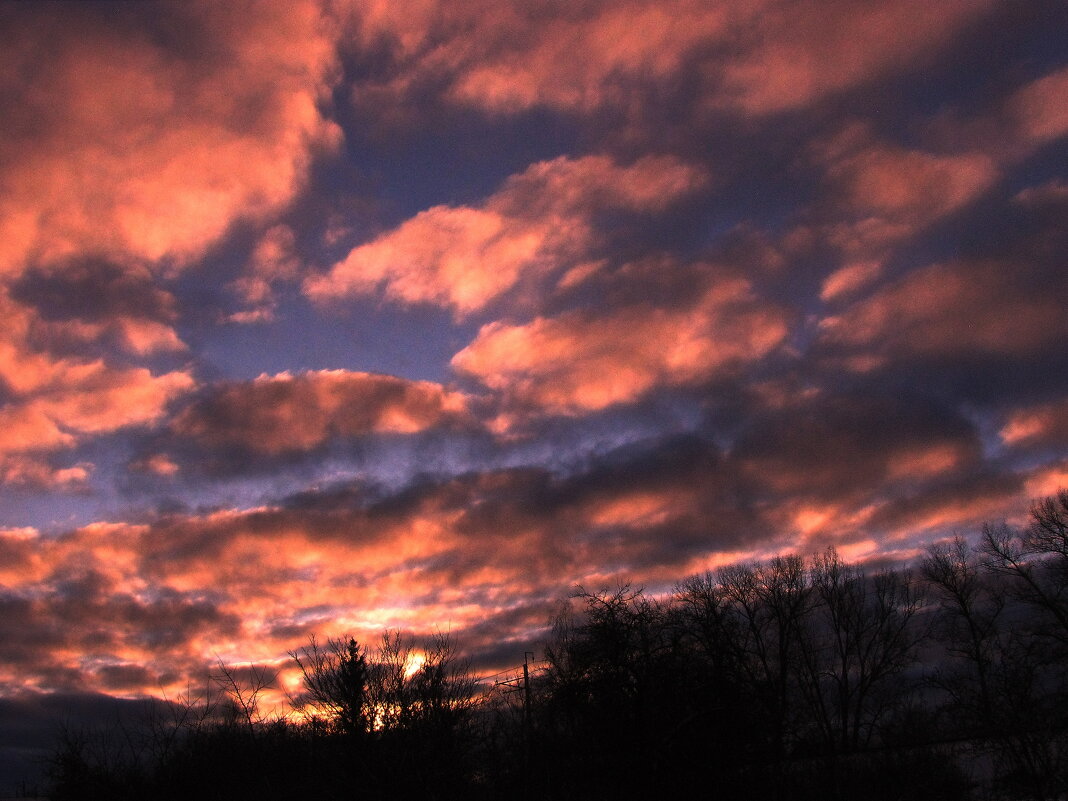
[0,489,98,535]
[189,290,476,384]
[1003,141,1068,197]
[169,109,586,387]
[342,106,584,223]
[167,223,477,385]
[960,404,1028,469]
[0,436,171,533]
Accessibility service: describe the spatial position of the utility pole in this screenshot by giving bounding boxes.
[523,651,533,733]
[494,652,538,797]
[523,651,534,799]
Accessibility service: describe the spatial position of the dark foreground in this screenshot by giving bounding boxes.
[44,493,1068,800]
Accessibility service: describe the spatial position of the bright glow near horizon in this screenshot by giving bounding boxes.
[0,0,1065,704]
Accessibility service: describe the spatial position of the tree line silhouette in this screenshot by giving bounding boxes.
[47,491,1068,800]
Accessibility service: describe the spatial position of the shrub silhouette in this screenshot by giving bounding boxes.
[47,493,1068,800]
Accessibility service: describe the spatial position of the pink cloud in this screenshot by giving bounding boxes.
[448,2,734,113]
[352,0,737,114]
[30,365,193,436]
[0,439,1042,698]
[810,124,998,267]
[872,483,1024,545]
[827,141,995,223]
[0,1,340,276]
[0,362,193,489]
[1006,65,1068,149]
[305,154,705,315]
[0,2,340,477]
[1013,179,1068,207]
[0,281,192,483]
[0,500,497,692]
[451,274,788,417]
[72,463,743,676]
[29,316,186,358]
[0,352,192,459]
[921,65,1068,166]
[130,453,182,478]
[230,225,303,322]
[0,457,92,490]
[1000,399,1068,449]
[819,260,1067,361]
[351,0,993,119]
[173,370,471,455]
[715,0,995,114]
[1024,463,1068,503]
[0,527,44,583]
[0,405,74,456]
[819,261,883,302]
[808,64,1068,282]
[738,411,981,503]
[884,442,974,481]
[7,258,187,360]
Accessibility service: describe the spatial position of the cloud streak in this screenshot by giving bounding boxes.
[173,370,472,456]
[0,2,1065,760]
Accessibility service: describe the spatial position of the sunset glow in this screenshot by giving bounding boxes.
[0,0,1066,765]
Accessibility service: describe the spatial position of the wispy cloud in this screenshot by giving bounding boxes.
[173,370,472,456]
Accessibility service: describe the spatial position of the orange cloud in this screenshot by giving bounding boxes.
[352,0,739,114]
[173,370,471,455]
[820,261,883,302]
[0,519,241,693]
[0,457,92,490]
[819,260,1067,361]
[0,360,192,487]
[1024,463,1068,503]
[351,0,993,118]
[0,495,499,693]
[812,124,998,265]
[1000,400,1068,448]
[0,352,191,455]
[305,154,704,315]
[0,281,193,484]
[715,0,995,114]
[1006,65,1068,149]
[451,275,788,417]
[230,225,303,322]
[808,65,1068,282]
[0,0,340,275]
[0,429,1042,699]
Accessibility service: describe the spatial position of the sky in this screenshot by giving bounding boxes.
[0,0,1067,741]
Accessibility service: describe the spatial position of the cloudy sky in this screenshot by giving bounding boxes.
[1,0,1067,716]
